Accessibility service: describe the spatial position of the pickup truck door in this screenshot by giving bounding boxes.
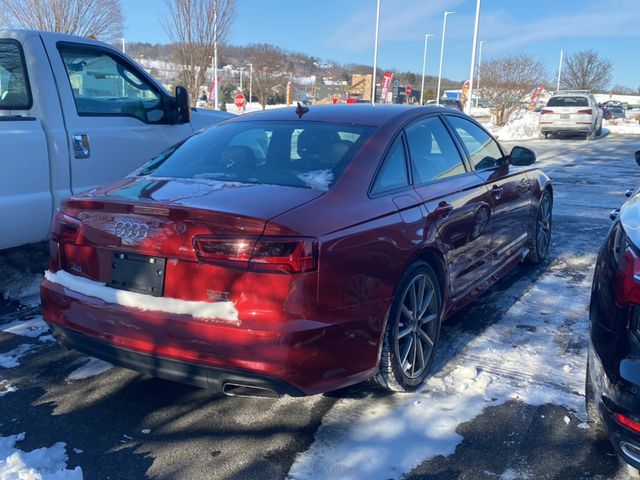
[40,37,193,193]
[0,39,52,248]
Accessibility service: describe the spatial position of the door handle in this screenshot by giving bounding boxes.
[492,185,503,200]
[434,201,454,218]
[73,133,91,159]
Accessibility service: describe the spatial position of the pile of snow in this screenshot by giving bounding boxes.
[0,255,42,308]
[288,255,593,480]
[297,170,334,191]
[0,380,16,397]
[0,433,82,479]
[0,344,35,369]
[495,109,541,141]
[1,317,49,338]
[65,358,113,382]
[603,118,640,136]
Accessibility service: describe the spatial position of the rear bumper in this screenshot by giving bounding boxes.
[539,124,593,134]
[49,323,304,396]
[41,277,377,395]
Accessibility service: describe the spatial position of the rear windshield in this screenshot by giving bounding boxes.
[140,121,374,191]
[547,96,589,107]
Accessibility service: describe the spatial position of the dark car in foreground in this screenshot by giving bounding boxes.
[587,150,640,468]
[41,104,552,397]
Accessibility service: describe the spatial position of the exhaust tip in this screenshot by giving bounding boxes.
[621,441,640,464]
[222,382,279,398]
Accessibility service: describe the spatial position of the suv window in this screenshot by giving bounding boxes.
[547,96,589,107]
[371,136,409,194]
[446,116,504,170]
[405,116,466,184]
[58,44,164,123]
[0,40,31,110]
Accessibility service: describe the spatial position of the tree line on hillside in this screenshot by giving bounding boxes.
[1,0,636,122]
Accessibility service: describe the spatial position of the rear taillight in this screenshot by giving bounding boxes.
[616,246,640,305]
[51,210,81,244]
[577,109,593,115]
[540,109,554,115]
[615,412,640,433]
[194,236,318,274]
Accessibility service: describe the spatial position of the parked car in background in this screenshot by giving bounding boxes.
[41,104,552,397]
[603,105,626,120]
[539,91,603,140]
[587,150,640,470]
[0,29,231,250]
[440,98,464,111]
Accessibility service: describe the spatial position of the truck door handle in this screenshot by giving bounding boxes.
[492,185,503,199]
[434,201,454,218]
[73,133,91,159]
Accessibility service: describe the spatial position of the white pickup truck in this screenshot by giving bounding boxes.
[0,29,231,250]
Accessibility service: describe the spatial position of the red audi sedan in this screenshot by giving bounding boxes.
[41,104,552,397]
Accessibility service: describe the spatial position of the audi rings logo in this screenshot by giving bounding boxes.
[114,221,149,241]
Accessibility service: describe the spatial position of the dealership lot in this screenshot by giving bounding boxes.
[1,133,640,479]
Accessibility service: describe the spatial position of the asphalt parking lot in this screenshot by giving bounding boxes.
[2,133,640,480]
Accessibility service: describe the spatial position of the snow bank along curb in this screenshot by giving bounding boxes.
[44,270,239,324]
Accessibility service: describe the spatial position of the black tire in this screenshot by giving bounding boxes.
[373,262,442,392]
[527,189,552,264]
[586,355,603,433]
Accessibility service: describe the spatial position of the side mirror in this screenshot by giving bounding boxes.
[510,146,536,166]
[175,85,191,124]
[635,150,640,166]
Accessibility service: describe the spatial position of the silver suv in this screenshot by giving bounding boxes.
[539,91,603,140]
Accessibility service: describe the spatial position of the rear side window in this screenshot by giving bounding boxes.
[58,44,164,123]
[547,96,589,107]
[405,116,466,184]
[446,116,504,170]
[0,40,31,110]
[371,136,409,195]
[142,121,374,191]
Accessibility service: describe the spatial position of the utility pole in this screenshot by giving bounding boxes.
[420,34,434,105]
[436,11,455,105]
[371,0,381,104]
[465,0,481,115]
[247,63,253,112]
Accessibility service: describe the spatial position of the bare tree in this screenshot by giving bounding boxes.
[610,84,636,95]
[561,49,612,92]
[161,0,236,106]
[0,0,123,43]
[479,54,547,126]
[249,44,286,110]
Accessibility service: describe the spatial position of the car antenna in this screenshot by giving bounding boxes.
[295,102,309,118]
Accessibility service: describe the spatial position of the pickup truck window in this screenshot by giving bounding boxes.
[0,40,32,110]
[58,45,164,123]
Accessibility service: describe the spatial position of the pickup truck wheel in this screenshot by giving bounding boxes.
[373,262,442,392]
[527,190,552,264]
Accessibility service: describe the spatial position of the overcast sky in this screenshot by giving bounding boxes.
[123,0,640,89]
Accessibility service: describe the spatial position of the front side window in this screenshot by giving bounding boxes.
[447,116,504,170]
[140,121,374,191]
[58,44,163,123]
[0,41,31,109]
[405,116,466,184]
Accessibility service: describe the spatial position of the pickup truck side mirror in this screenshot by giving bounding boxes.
[635,149,640,166]
[510,146,536,166]
[175,86,191,124]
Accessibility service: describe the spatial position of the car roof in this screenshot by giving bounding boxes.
[224,104,443,127]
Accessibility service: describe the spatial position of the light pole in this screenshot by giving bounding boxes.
[247,63,253,111]
[371,0,381,104]
[476,40,484,107]
[121,37,125,54]
[239,67,245,92]
[436,11,455,105]
[420,34,434,105]
[213,0,219,110]
[464,0,481,115]
[556,49,564,91]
